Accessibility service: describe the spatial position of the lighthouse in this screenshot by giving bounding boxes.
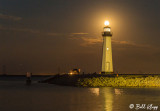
[101,21,113,74]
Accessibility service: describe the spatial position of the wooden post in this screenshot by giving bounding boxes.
[26,72,32,85]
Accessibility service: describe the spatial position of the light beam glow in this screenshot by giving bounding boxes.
[104,21,110,26]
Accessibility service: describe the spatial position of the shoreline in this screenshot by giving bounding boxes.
[40,74,160,87]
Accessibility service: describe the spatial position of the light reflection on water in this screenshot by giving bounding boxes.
[90,88,114,111]
[90,88,119,111]
[103,88,113,111]
[89,88,100,96]
[89,87,160,111]
[0,79,160,111]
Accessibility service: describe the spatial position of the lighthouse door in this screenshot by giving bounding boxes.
[106,62,110,71]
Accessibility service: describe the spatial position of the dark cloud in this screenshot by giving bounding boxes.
[0,13,22,21]
[0,26,39,34]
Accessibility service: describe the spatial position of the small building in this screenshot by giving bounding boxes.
[69,69,80,75]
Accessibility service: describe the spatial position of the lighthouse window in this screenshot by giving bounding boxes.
[104,28,111,32]
[107,48,109,50]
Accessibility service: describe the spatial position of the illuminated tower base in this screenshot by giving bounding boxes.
[101,21,113,74]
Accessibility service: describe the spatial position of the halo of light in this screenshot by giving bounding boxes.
[104,21,110,26]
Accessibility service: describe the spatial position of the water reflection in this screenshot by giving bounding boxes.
[90,88,113,111]
[89,88,100,96]
[102,88,114,111]
[114,88,123,95]
[1,79,160,111]
[90,88,125,111]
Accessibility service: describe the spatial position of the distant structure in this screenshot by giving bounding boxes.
[26,72,32,85]
[69,69,80,75]
[101,21,113,74]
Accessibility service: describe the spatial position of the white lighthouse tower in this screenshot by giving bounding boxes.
[101,21,113,74]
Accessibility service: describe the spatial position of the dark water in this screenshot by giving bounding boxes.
[0,77,160,111]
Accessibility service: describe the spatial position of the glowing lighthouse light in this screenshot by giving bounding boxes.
[104,21,110,26]
[104,21,111,32]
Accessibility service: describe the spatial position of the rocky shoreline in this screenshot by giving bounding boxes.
[40,74,160,87]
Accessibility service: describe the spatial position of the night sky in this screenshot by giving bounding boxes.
[0,0,160,75]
